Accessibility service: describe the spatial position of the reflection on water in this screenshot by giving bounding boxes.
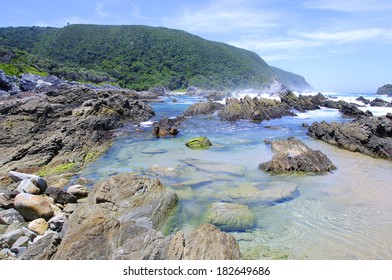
[76,95,392,259]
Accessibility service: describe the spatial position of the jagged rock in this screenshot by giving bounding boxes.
[219,95,293,122]
[356,96,370,105]
[19,73,39,92]
[0,83,154,175]
[206,202,256,231]
[0,208,25,225]
[279,91,322,112]
[20,231,61,260]
[152,116,183,137]
[339,102,372,118]
[185,137,212,149]
[45,187,77,204]
[183,101,224,116]
[308,114,392,160]
[28,218,49,235]
[14,193,54,221]
[376,84,392,96]
[370,98,392,107]
[66,184,89,199]
[260,137,336,174]
[53,174,178,259]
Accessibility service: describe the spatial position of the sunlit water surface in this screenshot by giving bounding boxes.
[74,93,392,259]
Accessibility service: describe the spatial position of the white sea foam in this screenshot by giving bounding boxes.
[294,107,341,119]
[140,120,154,127]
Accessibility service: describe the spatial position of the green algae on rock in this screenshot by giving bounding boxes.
[185,137,212,149]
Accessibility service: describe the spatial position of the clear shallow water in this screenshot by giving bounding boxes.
[75,93,392,259]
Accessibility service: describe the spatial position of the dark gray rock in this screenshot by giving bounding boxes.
[260,137,336,174]
[376,84,392,96]
[153,116,183,137]
[339,102,372,118]
[0,229,25,247]
[0,193,15,209]
[370,98,392,107]
[45,187,77,204]
[356,96,370,105]
[308,114,392,160]
[20,74,39,92]
[20,231,61,260]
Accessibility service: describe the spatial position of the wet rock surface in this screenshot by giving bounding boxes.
[308,114,392,160]
[260,137,336,174]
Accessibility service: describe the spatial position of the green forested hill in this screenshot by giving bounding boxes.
[0,24,312,91]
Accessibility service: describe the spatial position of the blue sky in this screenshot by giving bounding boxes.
[1,0,391,93]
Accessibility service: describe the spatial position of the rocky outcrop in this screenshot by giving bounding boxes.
[53,173,241,260]
[279,91,324,112]
[376,84,392,96]
[0,83,154,177]
[260,137,336,174]
[183,101,224,116]
[185,137,212,149]
[219,95,294,123]
[308,114,392,160]
[370,98,392,107]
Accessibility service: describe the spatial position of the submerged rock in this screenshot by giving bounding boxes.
[308,114,392,160]
[206,202,256,231]
[185,137,212,149]
[152,116,183,137]
[260,137,336,174]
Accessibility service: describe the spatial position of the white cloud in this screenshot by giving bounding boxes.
[164,0,279,34]
[303,0,392,12]
[95,2,108,18]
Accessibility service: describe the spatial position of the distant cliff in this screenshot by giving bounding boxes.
[0,24,312,91]
[376,84,392,96]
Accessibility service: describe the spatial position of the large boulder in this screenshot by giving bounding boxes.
[53,174,178,259]
[260,137,336,174]
[308,114,392,160]
[14,193,54,221]
[20,231,61,260]
[166,224,241,260]
[152,116,183,137]
[44,187,77,204]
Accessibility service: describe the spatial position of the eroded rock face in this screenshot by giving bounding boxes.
[0,84,154,175]
[219,95,293,122]
[308,114,392,160]
[53,174,178,259]
[183,101,224,116]
[260,137,336,174]
[376,84,392,96]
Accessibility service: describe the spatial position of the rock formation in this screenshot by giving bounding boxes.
[260,137,336,174]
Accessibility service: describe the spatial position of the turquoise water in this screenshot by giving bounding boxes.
[76,93,392,259]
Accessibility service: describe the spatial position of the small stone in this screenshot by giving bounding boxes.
[28,218,49,235]
[17,179,42,195]
[48,213,67,231]
[185,137,212,149]
[66,184,89,199]
[0,193,14,209]
[0,208,25,225]
[45,187,77,204]
[11,236,29,249]
[14,193,54,221]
